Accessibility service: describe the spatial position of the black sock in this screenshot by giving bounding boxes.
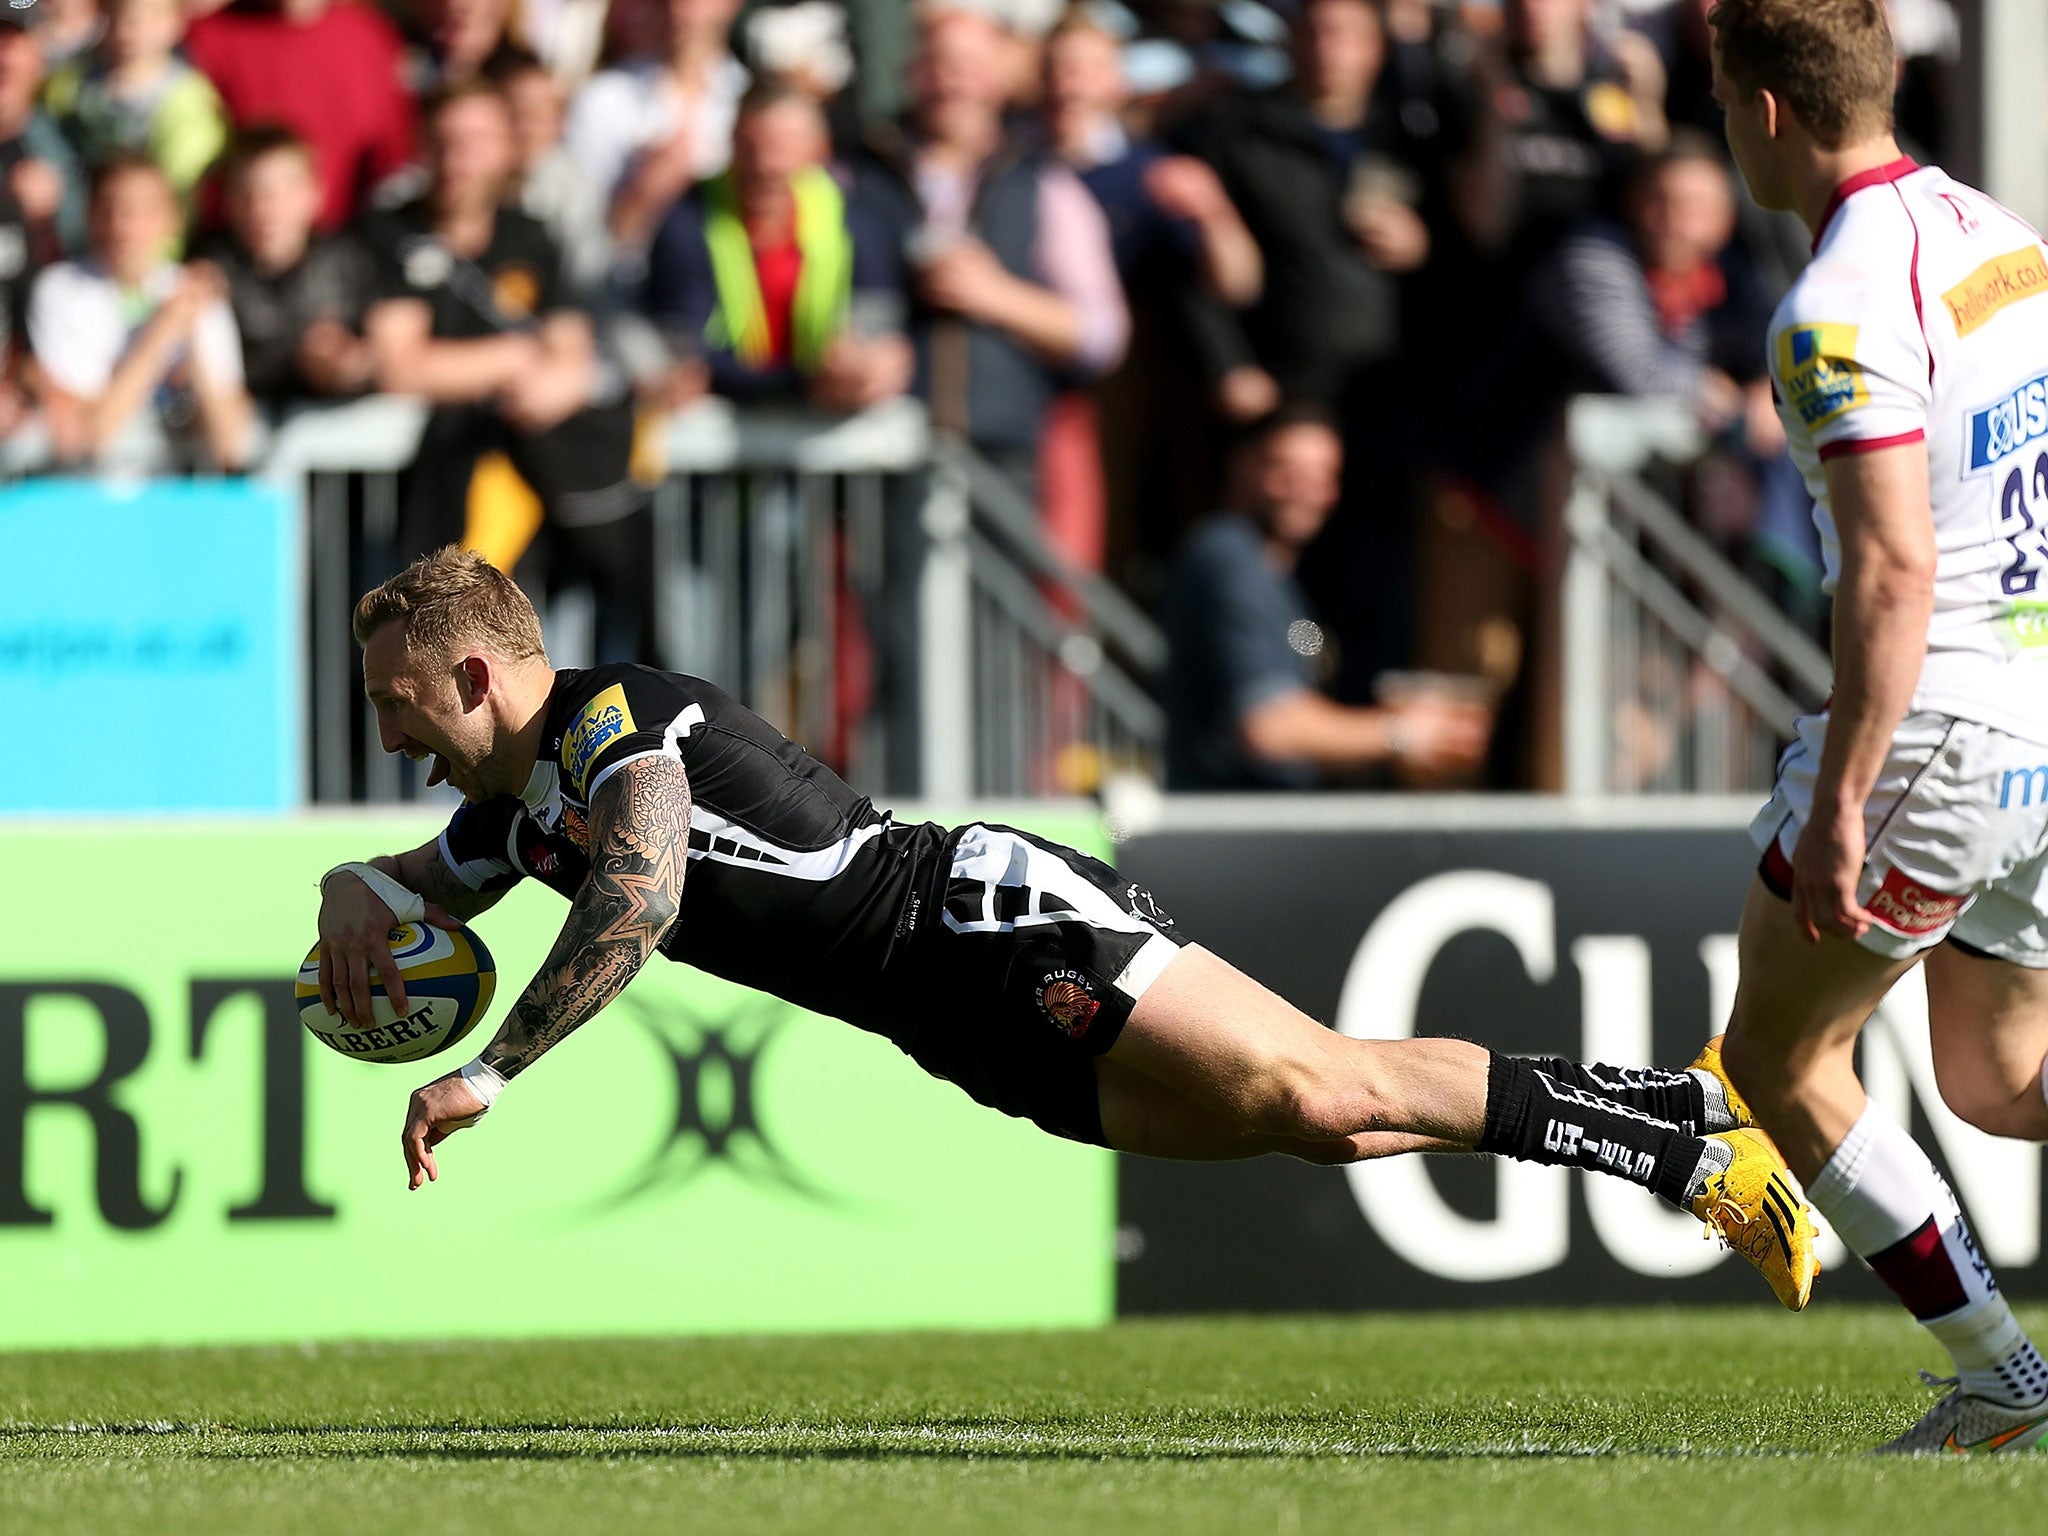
[1525,1057,1708,1134]
[1477,1054,1711,1208]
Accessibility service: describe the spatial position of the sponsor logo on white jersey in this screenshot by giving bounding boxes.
[1968,373,2048,472]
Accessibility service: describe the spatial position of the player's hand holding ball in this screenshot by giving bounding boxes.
[315,868,461,1028]
[301,866,505,1191]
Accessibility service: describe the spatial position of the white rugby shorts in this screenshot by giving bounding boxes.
[1752,711,2048,965]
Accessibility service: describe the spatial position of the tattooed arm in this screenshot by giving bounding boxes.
[476,754,691,1078]
[399,755,692,1188]
[379,841,511,922]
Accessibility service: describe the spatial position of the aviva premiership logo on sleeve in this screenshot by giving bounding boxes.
[563,684,636,795]
[1777,323,1868,429]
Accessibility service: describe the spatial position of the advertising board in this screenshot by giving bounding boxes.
[1114,800,2047,1311]
[0,812,1113,1348]
[0,478,301,812]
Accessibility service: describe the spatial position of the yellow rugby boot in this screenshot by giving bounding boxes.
[1688,1033,1753,1131]
[1689,1127,1820,1311]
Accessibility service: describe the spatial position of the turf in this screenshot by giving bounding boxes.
[3,1307,2045,1535]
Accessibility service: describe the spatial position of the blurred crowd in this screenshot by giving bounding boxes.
[0,0,1972,790]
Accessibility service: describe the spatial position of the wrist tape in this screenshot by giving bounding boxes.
[322,862,425,925]
[458,1055,509,1114]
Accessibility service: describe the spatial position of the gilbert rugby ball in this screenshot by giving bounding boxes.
[295,921,496,1064]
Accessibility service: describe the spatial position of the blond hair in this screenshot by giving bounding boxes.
[352,546,548,663]
[1708,0,1895,151]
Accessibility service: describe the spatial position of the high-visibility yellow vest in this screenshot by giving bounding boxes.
[701,167,852,373]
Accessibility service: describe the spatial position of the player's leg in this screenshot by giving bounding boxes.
[1923,941,2048,1141]
[1718,877,1917,1175]
[1724,880,2048,1444]
[1095,1055,1458,1165]
[1113,944,1731,1207]
[934,822,1714,1186]
[914,823,1807,1299]
[1490,1053,1743,1136]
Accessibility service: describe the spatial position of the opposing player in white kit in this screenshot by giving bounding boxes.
[1709,0,2048,1452]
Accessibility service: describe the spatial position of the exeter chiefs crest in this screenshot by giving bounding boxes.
[1036,969,1100,1039]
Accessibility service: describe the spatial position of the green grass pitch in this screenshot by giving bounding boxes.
[4,1307,2046,1535]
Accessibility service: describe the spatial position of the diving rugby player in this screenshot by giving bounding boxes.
[1702,0,2048,1452]
[318,549,1814,1302]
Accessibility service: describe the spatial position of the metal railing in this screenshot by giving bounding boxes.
[250,395,1165,803]
[1561,397,1833,795]
[935,441,1163,799]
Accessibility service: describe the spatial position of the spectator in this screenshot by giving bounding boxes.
[1491,0,1667,276]
[1409,0,1671,777]
[1648,0,1805,295]
[1371,0,1505,259]
[0,7,85,259]
[1043,9,1260,308]
[27,152,253,468]
[1547,132,1814,610]
[362,80,656,664]
[1175,0,1433,414]
[1162,406,1491,791]
[492,49,610,295]
[565,0,747,257]
[1180,0,1494,711]
[186,0,416,231]
[1542,133,1774,439]
[1042,5,1263,578]
[642,78,910,410]
[842,4,1129,791]
[44,0,230,206]
[202,126,377,408]
[406,0,526,92]
[854,3,1127,478]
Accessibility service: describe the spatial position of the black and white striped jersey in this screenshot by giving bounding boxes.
[438,664,950,1021]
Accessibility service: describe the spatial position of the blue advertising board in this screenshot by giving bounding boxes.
[0,478,301,811]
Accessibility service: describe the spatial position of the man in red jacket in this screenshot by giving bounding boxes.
[187,0,414,229]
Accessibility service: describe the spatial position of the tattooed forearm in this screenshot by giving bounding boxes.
[381,845,505,920]
[477,755,692,1079]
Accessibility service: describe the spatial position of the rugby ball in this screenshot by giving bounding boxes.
[295,921,497,1064]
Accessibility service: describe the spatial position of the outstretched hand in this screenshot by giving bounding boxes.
[402,1072,490,1190]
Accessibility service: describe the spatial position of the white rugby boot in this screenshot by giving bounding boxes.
[1875,1371,2048,1455]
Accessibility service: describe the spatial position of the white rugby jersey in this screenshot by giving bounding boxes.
[1770,157,2048,742]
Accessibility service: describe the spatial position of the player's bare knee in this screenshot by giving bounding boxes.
[1952,1093,2045,1142]
[1236,1047,1365,1141]
[1936,1069,2048,1142]
[1239,1056,1316,1136]
[1273,1059,1376,1141]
